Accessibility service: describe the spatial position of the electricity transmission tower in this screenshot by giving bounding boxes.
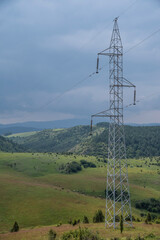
[91,18,136,228]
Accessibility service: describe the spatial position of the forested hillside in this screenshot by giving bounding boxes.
[8,123,160,158]
[0,136,24,152]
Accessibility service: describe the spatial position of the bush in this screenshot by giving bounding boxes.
[80,160,96,168]
[61,227,103,240]
[72,219,77,226]
[146,213,152,222]
[134,236,144,240]
[145,219,148,224]
[56,222,62,227]
[10,221,19,232]
[132,215,136,221]
[115,215,120,222]
[83,216,89,224]
[155,219,160,224]
[48,229,57,240]
[68,219,72,225]
[135,198,160,214]
[59,161,82,174]
[93,209,104,223]
[145,233,155,239]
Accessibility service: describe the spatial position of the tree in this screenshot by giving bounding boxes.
[10,221,19,232]
[48,229,57,240]
[147,213,152,222]
[93,209,104,223]
[120,215,124,234]
[83,216,89,224]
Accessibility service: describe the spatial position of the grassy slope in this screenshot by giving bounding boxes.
[7,132,39,138]
[0,223,160,240]
[0,152,159,234]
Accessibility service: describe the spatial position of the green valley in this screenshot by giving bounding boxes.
[0,152,159,237]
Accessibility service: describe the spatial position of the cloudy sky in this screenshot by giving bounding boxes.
[0,0,160,124]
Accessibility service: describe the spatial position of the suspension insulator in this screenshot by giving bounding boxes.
[133,87,136,105]
[96,55,99,74]
[90,119,93,135]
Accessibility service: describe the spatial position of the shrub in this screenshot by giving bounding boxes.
[80,160,96,168]
[61,227,103,240]
[83,216,89,224]
[56,222,62,227]
[146,213,152,222]
[68,219,72,225]
[48,229,57,240]
[135,236,144,240]
[115,215,120,222]
[145,219,148,224]
[72,219,77,226]
[135,198,160,214]
[155,219,160,224]
[132,215,136,221]
[145,233,155,239]
[126,237,132,240]
[93,209,104,223]
[59,162,82,174]
[10,221,19,232]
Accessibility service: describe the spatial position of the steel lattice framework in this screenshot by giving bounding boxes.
[91,18,136,228]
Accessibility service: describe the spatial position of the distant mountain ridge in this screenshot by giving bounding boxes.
[1,119,160,135]
[0,127,40,136]
[0,119,89,135]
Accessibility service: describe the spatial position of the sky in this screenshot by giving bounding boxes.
[0,0,160,124]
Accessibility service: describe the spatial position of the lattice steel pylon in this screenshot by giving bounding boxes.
[91,18,136,228]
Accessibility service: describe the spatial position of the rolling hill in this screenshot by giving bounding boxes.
[8,123,160,158]
[0,151,159,238]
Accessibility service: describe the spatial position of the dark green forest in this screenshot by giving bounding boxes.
[0,136,24,152]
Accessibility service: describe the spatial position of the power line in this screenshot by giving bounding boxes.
[38,71,97,110]
[125,91,160,109]
[40,24,160,110]
[35,1,139,111]
[118,0,138,18]
[68,0,138,54]
[36,3,160,111]
[96,25,160,76]
[124,27,160,54]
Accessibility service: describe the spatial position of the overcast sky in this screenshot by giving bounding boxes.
[0,0,160,124]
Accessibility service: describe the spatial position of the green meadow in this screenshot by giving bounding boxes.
[0,152,159,238]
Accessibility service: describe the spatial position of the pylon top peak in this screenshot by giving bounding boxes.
[113,16,119,22]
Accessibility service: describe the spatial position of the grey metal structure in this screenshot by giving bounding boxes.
[91,18,136,228]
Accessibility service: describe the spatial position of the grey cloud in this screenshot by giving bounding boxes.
[0,0,160,124]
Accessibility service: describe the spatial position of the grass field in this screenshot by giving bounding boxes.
[0,152,159,238]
